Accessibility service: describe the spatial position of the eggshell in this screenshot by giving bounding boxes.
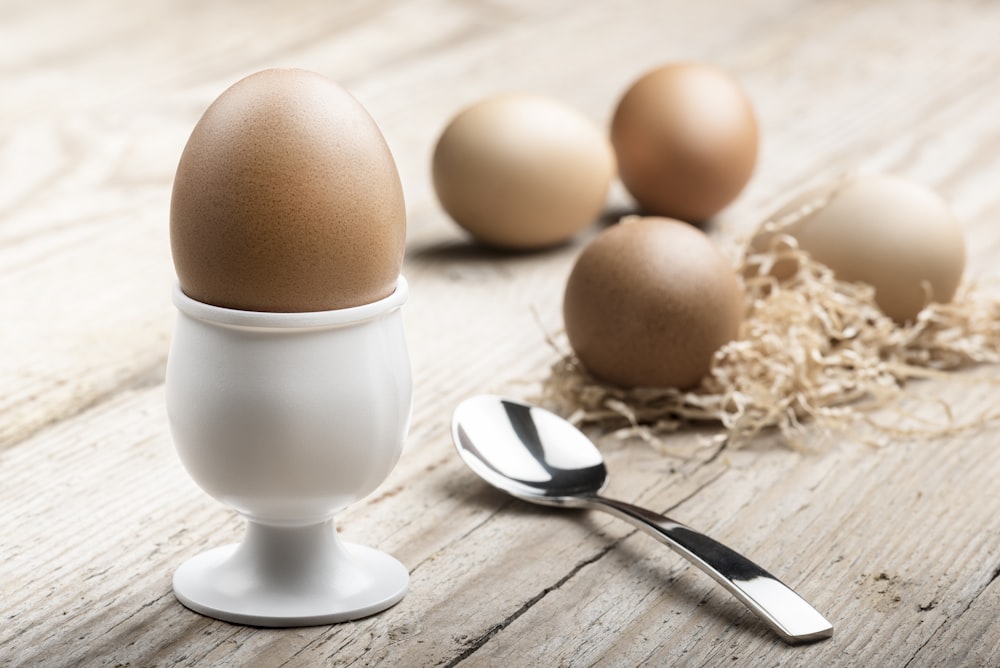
[432,94,616,249]
[611,63,758,222]
[753,174,966,322]
[170,68,406,312]
[563,217,743,389]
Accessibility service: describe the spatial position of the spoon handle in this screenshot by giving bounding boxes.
[589,495,833,644]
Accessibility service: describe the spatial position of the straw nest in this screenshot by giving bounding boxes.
[539,204,1000,452]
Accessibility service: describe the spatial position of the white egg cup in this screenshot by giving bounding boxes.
[165,277,412,627]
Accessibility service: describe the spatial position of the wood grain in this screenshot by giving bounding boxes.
[2,0,1000,665]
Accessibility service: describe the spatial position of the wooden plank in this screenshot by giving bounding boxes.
[4,382,996,665]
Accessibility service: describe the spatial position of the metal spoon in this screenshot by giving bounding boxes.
[451,395,833,644]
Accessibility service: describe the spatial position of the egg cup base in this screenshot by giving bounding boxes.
[172,519,408,627]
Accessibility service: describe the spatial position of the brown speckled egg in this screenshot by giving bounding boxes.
[611,63,758,222]
[170,68,406,312]
[563,217,743,389]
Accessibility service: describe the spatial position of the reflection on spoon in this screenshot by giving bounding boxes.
[452,395,833,644]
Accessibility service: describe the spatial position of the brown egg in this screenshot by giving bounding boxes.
[170,68,406,312]
[432,94,616,249]
[563,217,743,389]
[611,63,758,222]
[751,174,966,322]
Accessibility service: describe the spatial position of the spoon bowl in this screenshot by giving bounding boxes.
[452,395,833,644]
[453,396,607,506]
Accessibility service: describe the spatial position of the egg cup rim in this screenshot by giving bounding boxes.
[172,275,408,329]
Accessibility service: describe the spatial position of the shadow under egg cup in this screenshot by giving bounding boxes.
[165,277,412,627]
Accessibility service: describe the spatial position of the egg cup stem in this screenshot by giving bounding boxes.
[166,277,412,626]
[172,519,408,626]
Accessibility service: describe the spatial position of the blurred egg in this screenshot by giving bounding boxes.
[611,63,758,222]
[752,174,966,322]
[432,94,616,249]
[170,68,406,312]
[563,217,743,389]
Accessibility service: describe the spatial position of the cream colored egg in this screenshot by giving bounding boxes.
[432,94,616,249]
[563,217,743,389]
[170,68,406,312]
[754,174,966,322]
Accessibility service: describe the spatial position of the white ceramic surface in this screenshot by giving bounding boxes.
[166,277,412,626]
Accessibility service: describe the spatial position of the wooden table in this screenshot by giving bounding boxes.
[3,1,999,665]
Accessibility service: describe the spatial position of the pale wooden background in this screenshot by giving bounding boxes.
[2,0,999,666]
